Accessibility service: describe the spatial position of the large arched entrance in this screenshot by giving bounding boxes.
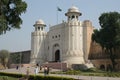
[55,50,60,62]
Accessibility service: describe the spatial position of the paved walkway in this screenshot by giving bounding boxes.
[0,67,120,80]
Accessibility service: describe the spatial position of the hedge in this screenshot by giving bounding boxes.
[28,75,75,80]
[0,72,75,80]
[0,76,17,80]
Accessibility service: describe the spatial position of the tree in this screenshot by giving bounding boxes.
[92,12,120,71]
[0,0,27,34]
[0,50,10,69]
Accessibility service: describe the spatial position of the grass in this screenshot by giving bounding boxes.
[51,68,120,77]
[1,68,120,80]
[0,76,18,80]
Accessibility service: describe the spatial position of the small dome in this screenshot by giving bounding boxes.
[68,6,80,13]
[65,6,82,16]
[35,19,45,25]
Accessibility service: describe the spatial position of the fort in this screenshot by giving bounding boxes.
[10,6,120,71]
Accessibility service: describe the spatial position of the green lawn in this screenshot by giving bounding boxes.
[0,76,18,80]
[51,68,120,77]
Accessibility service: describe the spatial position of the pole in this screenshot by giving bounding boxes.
[57,8,58,24]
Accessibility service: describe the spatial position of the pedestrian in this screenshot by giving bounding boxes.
[16,66,19,70]
[46,67,49,75]
[26,67,30,76]
[34,66,39,75]
[36,63,38,66]
[44,66,48,76]
[40,66,42,70]
[25,67,30,79]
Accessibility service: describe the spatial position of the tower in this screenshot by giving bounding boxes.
[63,6,85,67]
[83,20,94,63]
[31,19,46,64]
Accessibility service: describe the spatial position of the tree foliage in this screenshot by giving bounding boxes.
[92,12,120,71]
[0,50,10,69]
[0,0,27,34]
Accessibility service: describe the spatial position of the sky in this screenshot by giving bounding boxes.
[0,0,120,52]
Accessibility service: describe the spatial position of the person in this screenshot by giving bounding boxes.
[40,66,42,70]
[16,66,19,70]
[25,67,30,80]
[46,67,49,75]
[44,66,48,76]
[34,66,39,75]
[36,63,39,67]
[26,67,30,76]
[19,67,30,80]
[39,66,42,73]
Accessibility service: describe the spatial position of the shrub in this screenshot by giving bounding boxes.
[0,76,18,80]
[83,68,104,72]
[65,70,81,75]
[0,72,23,78]
[28,75,75,80]
[0,72,75,80]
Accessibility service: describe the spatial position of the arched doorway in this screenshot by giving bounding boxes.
[55,50,60,62]
[100,64,105,70]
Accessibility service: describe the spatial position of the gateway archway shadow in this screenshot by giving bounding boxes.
[55,50,60,62]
